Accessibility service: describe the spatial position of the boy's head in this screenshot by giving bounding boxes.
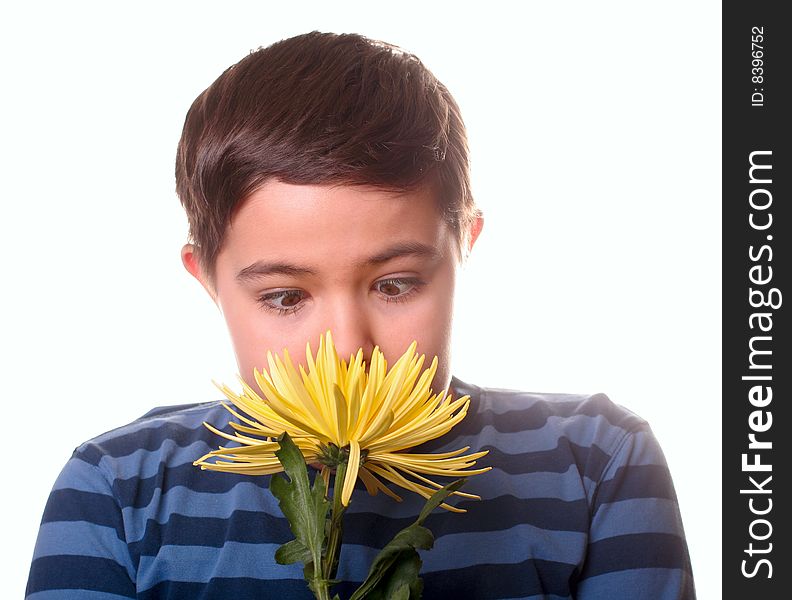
[176,32,483,394]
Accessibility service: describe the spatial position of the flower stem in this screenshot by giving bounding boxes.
[322,461,348,592]
[315,582,331,600]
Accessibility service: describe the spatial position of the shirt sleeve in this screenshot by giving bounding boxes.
[575,425,696,599]
[26,453,137,599]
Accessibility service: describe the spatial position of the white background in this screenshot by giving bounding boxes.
[1,1,721,597]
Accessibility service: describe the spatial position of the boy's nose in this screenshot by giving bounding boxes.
[323,305,376,367]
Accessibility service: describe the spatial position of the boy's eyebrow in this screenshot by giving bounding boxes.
[235,241,442,283]
[236,262,316,281]
[362,241,442,266]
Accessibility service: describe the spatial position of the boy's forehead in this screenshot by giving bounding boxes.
[218,181,456,276]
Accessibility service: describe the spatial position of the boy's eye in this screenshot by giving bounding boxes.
[256,277,424,316]
[257,290,306,315]
[374,277,423,302]
[377,281,403,296]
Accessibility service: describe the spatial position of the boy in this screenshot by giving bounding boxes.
[27,32,695,599]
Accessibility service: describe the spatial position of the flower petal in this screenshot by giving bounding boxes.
[341,440,361,506]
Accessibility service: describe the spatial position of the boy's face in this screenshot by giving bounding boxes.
[183,180,482,398]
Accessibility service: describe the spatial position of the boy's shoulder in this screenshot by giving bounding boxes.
[72,400,230,467]
[450,375,654,462]
[453,375,649,432]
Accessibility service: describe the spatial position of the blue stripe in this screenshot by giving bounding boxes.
[51,458,108,493]
[577,567,694,599]
[136,542,303,590]
[32,521,134,574]
[121,481,276,541]
[608,428,672,466]
[135,542,582,599]
[428,523,584,570]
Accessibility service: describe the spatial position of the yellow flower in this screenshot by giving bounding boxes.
[194,331,490,511]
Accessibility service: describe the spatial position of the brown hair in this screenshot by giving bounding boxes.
[175,31,479,280]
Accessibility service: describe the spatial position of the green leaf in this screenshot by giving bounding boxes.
[416,478,465,524]
[349,479,465,600]
[270,432,330,578]
[391,585,412,600]
[274,539,312,565]
[368,554,423,600]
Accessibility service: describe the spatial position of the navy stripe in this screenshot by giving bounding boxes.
[582,533,690,578]
[26,556,134,596]
[139,577,315,599]
[445,442,608,478]
[593,464,676,511]
[41,489,125,540]
[129,493,590,561]
[419,432,621,481]
[483,440,613,479]
[113,463,268,509]
[398,495,590,536]
[108,440,612,511]
[129,510,293,557]
[459,393,645,436]
[136,558,578,600]
[77,421,213,466]
[422,558,577,599]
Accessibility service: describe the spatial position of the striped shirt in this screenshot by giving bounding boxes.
[27,376,696,599]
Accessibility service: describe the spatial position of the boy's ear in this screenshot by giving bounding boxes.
[468,212,484,253]
[181,244,218,303]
